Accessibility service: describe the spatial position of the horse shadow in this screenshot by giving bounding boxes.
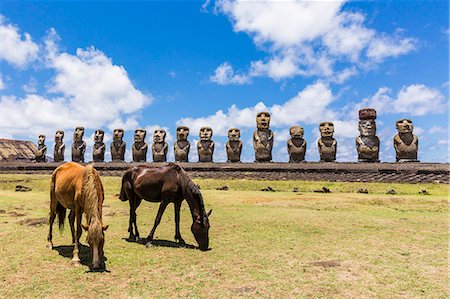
[123,237,197,250]
[53,244,109,272]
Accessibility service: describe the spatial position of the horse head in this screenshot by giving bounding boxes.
[191,209,212,251]
[82,220,108,270]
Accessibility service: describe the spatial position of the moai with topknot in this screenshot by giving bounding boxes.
[152,129,168,162]
[132,129,148,162]
[110,129,126,162]
[54,130,65,162]
[35,134,47,162]
[356,108,379,162]
[92,129,106,162]
[174,126,190,162]
[253,112,274,162]
[197,127,214,162]
[394,119,419,162]
[226,128,242,163]
[287,126,307,163]
[318,122,337,162]
[72,127,86,163]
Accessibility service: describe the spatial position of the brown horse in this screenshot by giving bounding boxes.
[120,163,212,251]
[47,162,108,270]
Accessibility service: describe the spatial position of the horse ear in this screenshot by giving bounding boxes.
[81,223,89,231]
[207,209,212,217]
[102,224,109,231]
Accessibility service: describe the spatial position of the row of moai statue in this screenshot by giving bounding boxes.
[34,109,419,163]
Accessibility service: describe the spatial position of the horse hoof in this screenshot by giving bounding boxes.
[72,260,81,266]
[46,243,53,249]
[145,242,153,248]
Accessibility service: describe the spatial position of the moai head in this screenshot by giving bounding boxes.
[358,108,377,137]
[38,134,46,145]
[134,129,146,143]
[256,112,271,130]
[153,129,166,143]
[199,127,213,141]
[176,126,189,141]
[396,119,414,134]
[228,128,240,141]
[55,130,64,143]
[94,130,104,143]
[113,129,124,142]
[73,127,85,142]
[290,126,304,139]
[319,122,335,138]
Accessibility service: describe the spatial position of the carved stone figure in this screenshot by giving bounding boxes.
[394,119,419,162]
[253,112,274,162]
[318,122,337,162]
[356,108,379,162]
[174,126,190,162]
[35,134,47,162]
[152,129,168,162]
[71,127,86,163]
[53,130,65,162]
[132,129,148,162]
[197,127,214,162]
[110,129,126,162]
[226,128,242,163]
[92,129,106,162]
[287,126,307,163]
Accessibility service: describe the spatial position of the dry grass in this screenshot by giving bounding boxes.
[0,174,448,298]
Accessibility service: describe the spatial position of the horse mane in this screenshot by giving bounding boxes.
[81,164,104,243]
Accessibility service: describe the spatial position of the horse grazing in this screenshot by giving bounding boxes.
[47,162,108,270]
[120,163,212,251]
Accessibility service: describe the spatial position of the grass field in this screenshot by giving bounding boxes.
[0,174,448,298]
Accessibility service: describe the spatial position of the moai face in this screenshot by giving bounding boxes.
[94,130,104,143]
[199,127,213,141]
[55,130,64,143]
[228,128,240,141]
[38,135,46,145]
[153,129,166,143]
[319,122,334,138]
[358,120,376,137]
[176,126,189,141]
[113,129,124,142]
[74,127,84,142]
[256,112,271,130]
[290,126,304,139]
[134,129,146,143]
[396,119,414,134]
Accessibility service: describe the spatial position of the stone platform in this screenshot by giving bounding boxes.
[0,162,448,184]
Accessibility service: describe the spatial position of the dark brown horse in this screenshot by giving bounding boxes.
[47,162,108,270]
[120,163,211,251]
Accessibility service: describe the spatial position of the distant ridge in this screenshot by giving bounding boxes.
[0,139,38,162]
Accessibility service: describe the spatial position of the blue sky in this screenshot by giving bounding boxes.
[0,0,448,162]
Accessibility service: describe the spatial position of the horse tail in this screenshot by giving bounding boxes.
[119,169,133,202]
[50,168,66,231]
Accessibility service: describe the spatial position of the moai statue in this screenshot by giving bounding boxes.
[110,129,126,162]
[174,126,190,162]
[287,126,307,163]
[54,130,65,162]
[35,134,47,162]
[226,128,242,163]
[132,129,148,162]
[72,127,86,163]
[197,127,214,162]
[152,129,168,162]
[318,122,337,162]
[92,129,106,162]
[253,112,274,162]
[356,108,379,162]
[394,119,419,162]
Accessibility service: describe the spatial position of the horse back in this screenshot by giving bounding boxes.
[130,165,180,202]
[52,162,85,208]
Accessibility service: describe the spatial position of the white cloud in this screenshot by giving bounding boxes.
[0,74,5,90]
[210,62,251,85]
[210,0,417,83]
[0,15,39,67]
[393,84,445,116]
[429,126,447,134]
[22,76,37,93]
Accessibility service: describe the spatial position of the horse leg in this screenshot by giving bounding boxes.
[145,200,169,248]
[47,190,58,249]
[132,197,142,241]
[69,210,76,244]
[72,206,82,265]
[128,196,141,241]
[174,201,185,245]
